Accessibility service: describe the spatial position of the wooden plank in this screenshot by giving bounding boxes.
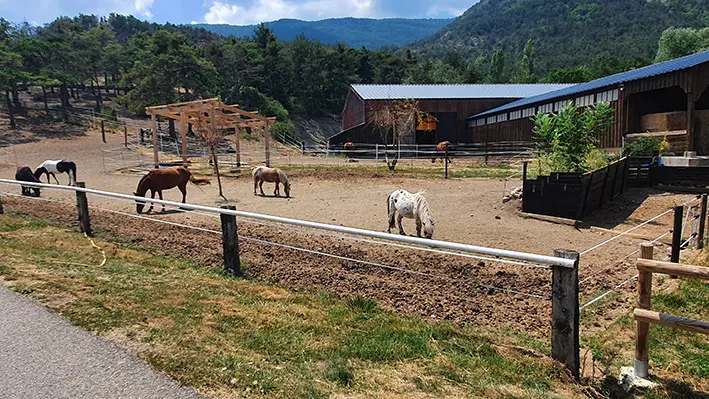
[637,258,709,280]
[634,309,709,335]
[151,113,159,168]
[180,112,188,165]
[146,98,218,112]
[519,212,581,227]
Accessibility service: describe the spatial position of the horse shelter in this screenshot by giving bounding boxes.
[145,98,276,168]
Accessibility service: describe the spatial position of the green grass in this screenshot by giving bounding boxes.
[280,162,520,180]
[0,212,581,399]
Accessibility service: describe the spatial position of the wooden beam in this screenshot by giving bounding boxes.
[151,113,159,168]
[146,98,218,112]
[688,92,696,151]
[219,103,269,121]
[180,111,188,165]
[637,258,709,281]
[634,309,709,335]
[635,243,653,379]
[265,123,271,167]
[234,127,241,167]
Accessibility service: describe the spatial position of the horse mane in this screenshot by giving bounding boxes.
[136,173,151,195]
[33,167,46,180]
[277,169,289,187]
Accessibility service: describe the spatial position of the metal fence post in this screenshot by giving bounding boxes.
[698,194,707,249]
[75,182,92,236]
[635,243,654,379]
[551,249,580,381]
[101,120,106,143]
[220,205,241,276]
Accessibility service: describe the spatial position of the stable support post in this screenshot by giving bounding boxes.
[151,113,159,168]
[634,243,654,379]
[124,125,128,148]
[235,127,241,167]
[551,249,580,381]
[180,112,188,165]
[698,194,707,249]
[101,120,106,143]
[522,161,528,181]
[671,205,683,263]
[75,182,92,236]
[265,124,271,167]
[220,205,241,276]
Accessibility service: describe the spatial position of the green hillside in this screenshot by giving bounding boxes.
[192,17,453,49]
[414,0,709,72]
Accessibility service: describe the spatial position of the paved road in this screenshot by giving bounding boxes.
[0,284,202,399]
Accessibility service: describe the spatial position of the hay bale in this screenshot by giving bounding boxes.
[641,111,687,132]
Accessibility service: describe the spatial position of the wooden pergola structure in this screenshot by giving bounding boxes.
[145,98,276,168]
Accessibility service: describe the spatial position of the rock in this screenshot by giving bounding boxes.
[495,215,501,220]
[619,366,658,392]
[230,378,238,386]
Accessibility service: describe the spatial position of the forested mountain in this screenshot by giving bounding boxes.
[193,18,453,49]
[415,0,709,72]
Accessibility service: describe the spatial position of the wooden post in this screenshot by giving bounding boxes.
[484,141,489,165]
[0,197,4,214]
[551,249,580,381]
[635,243,654,379]
[698,194,707,249]
[123,125,128,148]
[235,127,241,167]
[265,123,271,167]
[180,112,188,165]
[101,120,106,143]
[687,93,696,152]
[522,161,528,181]
[220,205,241,276]
[151,113,159,168]
[445,148,449,179]
[671,205,683,263]
[75,182,91,236]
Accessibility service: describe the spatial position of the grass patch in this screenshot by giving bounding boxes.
[279,162,521,180]
[0,212,586,398]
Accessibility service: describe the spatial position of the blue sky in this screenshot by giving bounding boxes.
[2,0,475,26]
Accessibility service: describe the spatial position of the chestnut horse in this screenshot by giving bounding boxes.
[252,166,290,198]
[431,141,452,163]
[133,166,210,213]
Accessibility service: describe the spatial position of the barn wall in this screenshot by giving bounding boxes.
[342,90,365,131]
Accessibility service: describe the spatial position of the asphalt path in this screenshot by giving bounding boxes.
[0,284,202,399]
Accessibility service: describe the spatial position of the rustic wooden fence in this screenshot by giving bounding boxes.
[633,243,709,378]
[627,156,709,189]
[522,158,628,220]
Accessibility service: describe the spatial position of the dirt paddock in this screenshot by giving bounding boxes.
[0,130,698,335]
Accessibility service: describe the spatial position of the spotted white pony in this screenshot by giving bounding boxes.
[387,189,435,239]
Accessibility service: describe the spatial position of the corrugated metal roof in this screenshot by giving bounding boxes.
[351,84,575,100]
[470,50,709,119]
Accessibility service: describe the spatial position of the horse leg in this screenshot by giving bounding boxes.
[158,190,165,213]
[397,213,406,236]
[179,184,187,203]
[274,182,280,197]
[259,180,266,196]
[253,178,258,196]
[416,217,422,238]
[51,172,60,184]
[148,190,155,213]
[388,206,396,233]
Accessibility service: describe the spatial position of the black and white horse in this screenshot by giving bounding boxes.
[36,160,77,186]
[15,166,42,197]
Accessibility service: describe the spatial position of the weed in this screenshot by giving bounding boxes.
[323,357,355,387]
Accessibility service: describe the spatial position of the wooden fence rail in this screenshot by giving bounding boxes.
[634,251,709,379]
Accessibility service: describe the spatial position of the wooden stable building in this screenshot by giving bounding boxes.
[329,84,573,146]
[469,51,709,153]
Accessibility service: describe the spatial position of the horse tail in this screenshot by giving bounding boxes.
[252,166,262,178]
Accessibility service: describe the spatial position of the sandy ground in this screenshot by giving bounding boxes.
[0,129,699,334]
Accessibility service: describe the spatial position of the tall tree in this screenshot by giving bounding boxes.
[517,39,538,83]
[655,27,709,62]
[488,49,506,83]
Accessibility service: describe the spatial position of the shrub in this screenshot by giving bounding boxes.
[533,102,614,173]
[622,136,670,156]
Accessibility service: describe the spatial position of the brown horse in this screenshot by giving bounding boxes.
[431,141,452,163]
[252,166,290,198]
[344,141,355,158]
[133,166,210,213]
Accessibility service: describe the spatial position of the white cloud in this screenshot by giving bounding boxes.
[202,0,374,25]
[0,0,156,24]
[425,6,465,18]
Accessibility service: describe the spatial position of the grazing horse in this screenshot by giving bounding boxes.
[387,189,435,239]
[252,166,291,198]
[15,166,41,197]
[133,166,210,214]
[431,141,452,164]
[37,160,77,185]
[344,141,355,158]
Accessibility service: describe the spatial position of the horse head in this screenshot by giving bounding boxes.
[134,191,146,214]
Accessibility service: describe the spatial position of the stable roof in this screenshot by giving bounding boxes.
[471,50,709,119]
[351,84,575,101]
